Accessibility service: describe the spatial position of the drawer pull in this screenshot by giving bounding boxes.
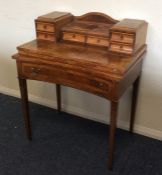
[31,67,40,75]
[44,34,48,39]
[97,39,100,43]
[98,83,103,87]
[91,80,104,88]
[43,25,47,29]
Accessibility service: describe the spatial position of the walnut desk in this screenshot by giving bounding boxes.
[12,12,148,170]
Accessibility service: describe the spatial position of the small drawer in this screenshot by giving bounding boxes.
[111,32,134,44]
[87,37,109,47]
[21,64,42,76]
[109,43,133,54]
[36,22,55,33]
[21,63,51,79]
[63,32,86,43]
[110,43,121,50]
[37,32,56,42]
[122,45,133,52]
[122,34,134,44]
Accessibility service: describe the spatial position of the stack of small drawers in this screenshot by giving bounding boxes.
[34,12,148,56]
[35,11,73,42]
[36,21,56,42]
[109,19,148,55]
[109,32,134,54]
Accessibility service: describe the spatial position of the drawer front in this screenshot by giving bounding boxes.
[87,37,109,47]
[109,43,133,54]
[21,62,112,98]
[37,32,55,42]
[36,22,55,32]
[111,32,134,44]
[63,32,86,43]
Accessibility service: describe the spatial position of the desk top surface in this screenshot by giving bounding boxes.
[17,40,146,79]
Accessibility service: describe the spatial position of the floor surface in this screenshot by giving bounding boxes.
[0,93,162,175]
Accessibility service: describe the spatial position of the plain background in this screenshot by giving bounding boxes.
[0,0,162,140]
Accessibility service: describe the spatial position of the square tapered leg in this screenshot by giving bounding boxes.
[56,84,61,113]
[108,101,119,170]
[18,78,32,140]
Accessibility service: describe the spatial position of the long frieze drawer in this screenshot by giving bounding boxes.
[36,22,55,32]
[37,32,56,41]
[109,42,133,54]
[63,32,86,43]
[87,36,109,47]
[21,62,112,97]
[111,32,134,44]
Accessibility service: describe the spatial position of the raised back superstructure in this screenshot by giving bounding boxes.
[35,11,148,55]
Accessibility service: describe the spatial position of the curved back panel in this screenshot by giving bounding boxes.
[75,12,118,24]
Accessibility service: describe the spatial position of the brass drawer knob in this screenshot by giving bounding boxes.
[91,80,104,88]
[97,39,100,43]
[31,67,40,75]
[43,25,47,29]
[120,34,124,40]
[44,34,48,39]
[31,67,36,71]
[98,82,103,87]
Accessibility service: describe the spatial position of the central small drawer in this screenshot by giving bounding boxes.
[36,22,55,33]
[21,62,112,98]
[87,36,109,47]
[63,32,86,43]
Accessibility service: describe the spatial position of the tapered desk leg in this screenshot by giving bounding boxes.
[18,78,32,140]
[130,76,140,133]
[56,84,61,113]
[108,101,119,170]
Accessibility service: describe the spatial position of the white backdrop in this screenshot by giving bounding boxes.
[0,0,162,140]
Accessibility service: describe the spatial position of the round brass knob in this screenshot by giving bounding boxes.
[44,34,48,39]
[31,67,40,75]
[43,25,47,29]
[120,34,124,40]
[98,82,103,87]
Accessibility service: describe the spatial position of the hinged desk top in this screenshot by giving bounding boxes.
[16,39,146,80]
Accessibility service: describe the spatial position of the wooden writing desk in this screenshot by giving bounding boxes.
[12,12,148,170]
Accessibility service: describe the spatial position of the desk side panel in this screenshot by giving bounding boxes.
[114,59,143,100]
